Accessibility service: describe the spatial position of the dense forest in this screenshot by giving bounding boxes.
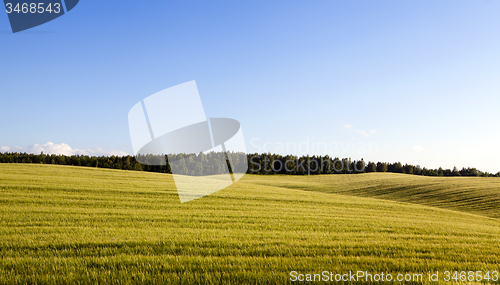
[0,151,498,177]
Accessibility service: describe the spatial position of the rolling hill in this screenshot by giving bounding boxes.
[244,173,500,219]
[0,164,499,284]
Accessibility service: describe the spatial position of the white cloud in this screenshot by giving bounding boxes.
[412,145,425,152]
[370,130,377,134]
[344,124,353,129]
[0,142,129,157]
[358,130,370,137]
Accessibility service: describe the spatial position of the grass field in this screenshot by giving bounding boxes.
[0,164,499,284]
[246,173,500,219]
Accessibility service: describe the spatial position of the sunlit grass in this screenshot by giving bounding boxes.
[0,164,499,284]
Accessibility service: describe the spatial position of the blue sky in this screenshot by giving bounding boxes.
[1,0,499,172]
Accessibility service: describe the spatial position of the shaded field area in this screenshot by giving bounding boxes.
[246,173,500,219]
[0,164,499,284]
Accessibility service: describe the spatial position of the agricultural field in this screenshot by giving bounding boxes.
[247,173,500,219]
[0,164,499,284]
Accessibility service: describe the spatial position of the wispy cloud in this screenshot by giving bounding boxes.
[344,124,376,137]
[0,142,128,157]
[412,145,425,152]
[358,130,370,137]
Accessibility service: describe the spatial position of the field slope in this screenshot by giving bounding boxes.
[245,173,500,219]
[0,164,499,284]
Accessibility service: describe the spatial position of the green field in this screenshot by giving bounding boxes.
[0,164,499,284]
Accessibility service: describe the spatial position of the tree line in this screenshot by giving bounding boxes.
[246,154,499,177]
[0,151,498,177]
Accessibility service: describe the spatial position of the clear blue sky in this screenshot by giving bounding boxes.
[1,0,499,172]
